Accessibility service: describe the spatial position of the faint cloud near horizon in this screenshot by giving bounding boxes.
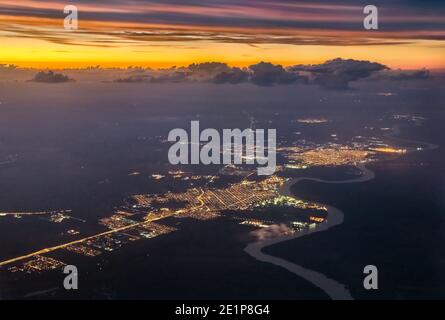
[2,58,432,90]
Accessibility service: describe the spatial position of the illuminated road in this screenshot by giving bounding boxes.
[0,211,61,216]
[0,223,143,266]
[0,213,172,267]
[0,212,47,216]
[0,189,213,267]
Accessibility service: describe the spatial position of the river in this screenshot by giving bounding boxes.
[244,125,439,300]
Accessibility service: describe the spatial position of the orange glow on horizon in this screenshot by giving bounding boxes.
[2,39,443,71]
[0,2,444,70]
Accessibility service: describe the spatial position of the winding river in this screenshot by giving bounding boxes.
[244,125,439,300]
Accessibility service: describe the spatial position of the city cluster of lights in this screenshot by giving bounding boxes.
[255,196,327,212]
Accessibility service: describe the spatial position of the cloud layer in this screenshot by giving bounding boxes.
[3,58,431,89]
[0,0,444,48]
[370,68,430,81]
[290,58,388,89]
[30,70,73,83]
[111,58,400,88]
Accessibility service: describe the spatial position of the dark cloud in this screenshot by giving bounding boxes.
[30,71,73,83]
[186,62,232,81]
[0,64,18,69]
[249,62,307,86]
[113,75,150,83]
[213,67,249,84]
[186,61,307,86]
[290,58,388,89]
[372,69,430,81]
[15,58,425,89]
[113,67,191,83]
[188,62,231,74]
[107,59,390,88]
[151,70,190,83]
[114,62,241,83]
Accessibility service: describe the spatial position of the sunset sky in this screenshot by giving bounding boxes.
[1,0,444,69]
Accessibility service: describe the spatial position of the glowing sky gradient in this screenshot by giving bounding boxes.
[0,0,444,69]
